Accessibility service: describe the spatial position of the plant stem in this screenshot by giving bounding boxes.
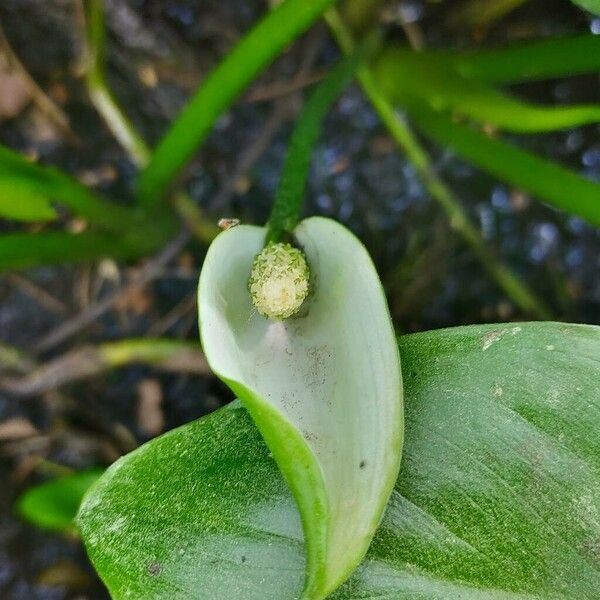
[266,40,373,244]
[82,0,218,244]
[85,0,151,167]
[325,9,551,319]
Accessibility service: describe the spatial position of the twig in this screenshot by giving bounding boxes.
[243,70,325,103]
[0,25,78,145]
[146,293,197,337]
[325,9,551,319]
[32,229,190,353]
[211,100,295,212]
[8,273,68,315]
[1,338,207,398]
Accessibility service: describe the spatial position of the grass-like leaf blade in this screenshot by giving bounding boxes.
[137,0,340,208]
[0,180,57,222]
[374,48,600,133]
[410,107,600,227]
[0,144,139,232]
[427,34,600,84]
[0,231,161,272]
[570,0,600,15]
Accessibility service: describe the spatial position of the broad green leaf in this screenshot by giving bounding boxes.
[197,217,403,597]
[410,107,600,228]
[374,49,600,133]
[571,0,600,14]
[78,322,600,599]
[137,0,340,207]
[0,180,57,222]
[19,469,102,532]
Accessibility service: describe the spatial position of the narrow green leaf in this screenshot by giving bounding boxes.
[0,180,57,222]
[0,144,140,231]
[137,0,339,207]
[198,217,402,598]
[374,49,600,133]
[78,322,600,598]
[410,107,600,228]
[0,231,160,272]
[267,44,369,243]
[408,35,600,84]
[19,469,103,532]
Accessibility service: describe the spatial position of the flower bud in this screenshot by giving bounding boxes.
[248,242,310,319]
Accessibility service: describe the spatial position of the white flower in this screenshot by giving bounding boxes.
[248,242,310,319]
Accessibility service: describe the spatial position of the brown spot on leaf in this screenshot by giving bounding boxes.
[147,562,162,576]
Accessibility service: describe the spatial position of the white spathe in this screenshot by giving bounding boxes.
[198,217,403,599]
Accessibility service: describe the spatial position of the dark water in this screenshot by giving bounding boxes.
[0,0,598,597]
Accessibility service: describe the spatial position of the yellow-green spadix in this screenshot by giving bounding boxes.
[198,217,403,599]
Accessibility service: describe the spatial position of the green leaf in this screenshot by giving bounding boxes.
[410,107,600,228]
[78,322,600,598]
[399,35,600,85]
[0,144,140,232]
[374,49,600,133]
[571,0,600,15]
[198,217,403,597]
[0,180,57,222]
[0,230,164,272]
[137,0,340,208]
[19,469,103,532]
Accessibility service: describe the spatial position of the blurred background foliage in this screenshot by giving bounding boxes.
[0,0,598,597]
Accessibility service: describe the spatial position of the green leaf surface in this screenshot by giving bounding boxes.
[571,0,600,15]
[0,180,57,222]
[79,321,600,599]
[19,470,103,532]
[410,107,600,228]
[198,217,403,597]
[374,49,600,133]
[137,0,339,207]
[405,35,600,84]
[0,230,165,272]
[0,144,139,232]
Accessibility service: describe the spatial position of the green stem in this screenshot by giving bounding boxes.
[99,338,205,369]
[83,0,217,244]
[85,0,151,167]
[266,40,373,244]
[137,0,340,208]
[325,9,551,319]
